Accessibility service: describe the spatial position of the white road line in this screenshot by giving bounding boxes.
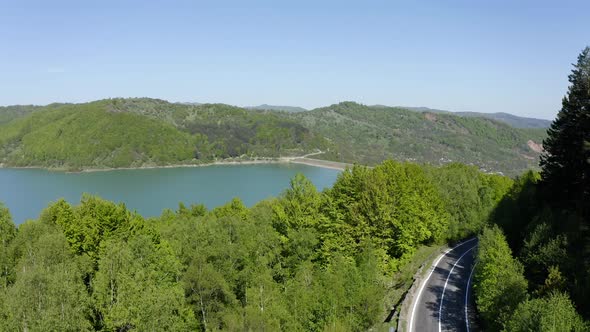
[408,238,476,332]
[438,245,476,332]
[465,262,477,332]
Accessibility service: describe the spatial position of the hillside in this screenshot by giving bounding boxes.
[0,99,326,170]
[0,103,197,169]
[402,106,551,128]
[0,98,547,175]
[291,102,546,175]
[0,105,42,125]
[246,104,308,112]
[455,111,551,128]
[102,98,326,158]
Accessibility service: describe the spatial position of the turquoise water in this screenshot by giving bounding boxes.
[0,164,341,225]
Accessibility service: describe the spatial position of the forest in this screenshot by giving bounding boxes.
[0,97,544,175]
[0,48,586,332]
[290,102,546,175]
[0,41,586,332]
[0,158,511,331]
[471,47,590,331]
[0,101,325,170]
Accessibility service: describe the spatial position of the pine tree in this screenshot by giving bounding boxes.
[539,46,590,316]
[540,46,590,207]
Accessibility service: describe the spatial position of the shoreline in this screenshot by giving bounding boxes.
[288,158,351,171]
[0,157,352,173]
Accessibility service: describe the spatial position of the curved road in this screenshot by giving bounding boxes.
[407,238,479,332]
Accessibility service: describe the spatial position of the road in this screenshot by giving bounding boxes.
[407,238,479,332]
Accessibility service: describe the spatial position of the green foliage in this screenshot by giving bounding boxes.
[0,222,92,332]
[0,99,326,170]
[540,46,590,206]
[520,221,569,294]
[40,195,155,262]
[292,101,545,176]
[0,103,196,170]
[0,157,529,330]
[504,292,588,332]
[273,173,325,235]
[492,170,541,250]
[473,226,528,331]
[0,204,16,288]
[93,236,196,331]
[537,266,567,297]
[537,46,590,317]
[454,110,552,128]
[426,163,512,240]
[0,197,195,331]
[485,48,590,322]
[0,104,41,125]
[324,161,449,264]
[1,97,544,175]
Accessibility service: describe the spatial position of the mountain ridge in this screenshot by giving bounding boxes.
[245,104,308,112]
[399,106,552,128]
[0,98,546,175]
[1,100,551,128]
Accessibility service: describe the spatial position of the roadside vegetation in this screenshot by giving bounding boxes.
[473,47,590,331]
[0,157,510,331]
[3,46,585,332]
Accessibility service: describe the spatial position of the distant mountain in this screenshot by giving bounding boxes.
[0,105,43,125]
[398,106,450,114]
[246,104,308,113]
[399,106,552,129]
[454,111,552,129]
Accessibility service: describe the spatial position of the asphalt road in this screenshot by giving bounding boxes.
[408,238,479,332]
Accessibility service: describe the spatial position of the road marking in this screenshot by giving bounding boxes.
[465,262,477,332]
[438,245,476,332]
[408,238,476,332]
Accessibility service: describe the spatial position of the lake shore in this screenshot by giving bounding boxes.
[288,158,352,171]
[0,157,352,173]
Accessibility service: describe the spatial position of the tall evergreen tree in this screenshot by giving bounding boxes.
[540,46,590,208]
[539,46,590,316]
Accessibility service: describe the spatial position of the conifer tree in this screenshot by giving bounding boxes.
[540,47,590,207]
[539,46,590,316]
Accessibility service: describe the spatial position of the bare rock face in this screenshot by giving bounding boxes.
[424,113,437,122]
[527,140,544,153]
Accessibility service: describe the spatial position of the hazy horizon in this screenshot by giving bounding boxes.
[2,0,588,120]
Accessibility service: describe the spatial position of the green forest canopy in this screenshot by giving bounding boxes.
[472,47,590,331]
[0,98,545,175]
[1,46,587,332]
[0,160,513,331]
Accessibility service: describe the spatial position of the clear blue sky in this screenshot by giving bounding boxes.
[1,0,588,120]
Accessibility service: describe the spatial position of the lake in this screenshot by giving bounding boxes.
[0,164,341,225]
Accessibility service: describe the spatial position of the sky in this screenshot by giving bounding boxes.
[0,0,588,120]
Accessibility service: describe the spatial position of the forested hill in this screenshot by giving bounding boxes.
[402,106,552,128]
[0,105,43,125]
[291,102,546,175]
[0,99,327,170]
[0,98,545,174]
[246,104,308,112]
[455,111,551,128]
